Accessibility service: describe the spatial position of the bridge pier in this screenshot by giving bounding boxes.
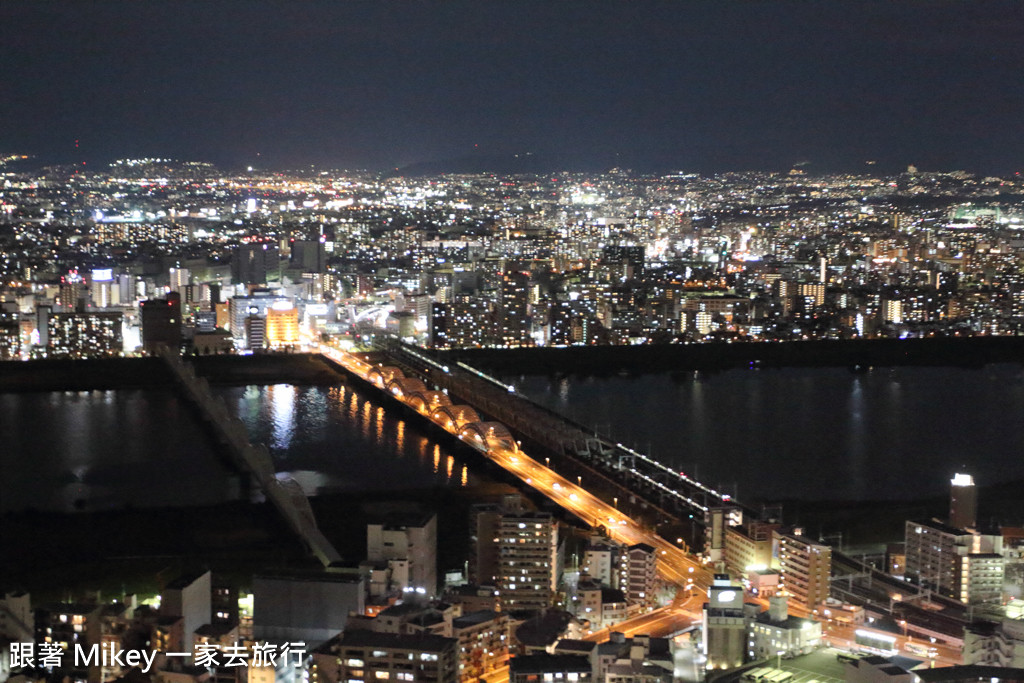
[159,349,342,567]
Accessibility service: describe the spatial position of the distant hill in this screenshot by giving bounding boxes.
[385,152,608,177]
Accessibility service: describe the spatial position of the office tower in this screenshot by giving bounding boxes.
[773,529,832,613]
[950,472,978,530]
[229,293,288,341]
[245,315,266,350]
[232,242,279,285]
[140,293,183,354]
[265,304,300,347]
[702,574,746,670]
[367,510,438,598]
[290,239,327,273]
[195,310,217,333]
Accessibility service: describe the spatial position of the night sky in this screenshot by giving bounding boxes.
[2,1,1022,174]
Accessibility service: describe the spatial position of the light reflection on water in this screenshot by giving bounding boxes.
[221,383,476,496]
[511,364,1024,502]
[2,383,476,513]
[1,389,235,512]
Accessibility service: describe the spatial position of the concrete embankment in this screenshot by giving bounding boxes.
[440,336,1024,375]
[0,353,346,392]
[160,350,343,567]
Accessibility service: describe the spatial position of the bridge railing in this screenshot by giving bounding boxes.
[385,340,745,519]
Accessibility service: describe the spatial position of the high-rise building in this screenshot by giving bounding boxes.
[245,315,266,350]
[601,245,646,280]
[798,282,826,307]
[625,543,658,606]
[47,311,123,358]
[232,242,279,285]
[140,293,183,354]
[497,511,558,611]
[265,304,300,347]
[950,472,978,530]
[724,522,778,577]
[168,267,191,291]
[290,239,327,274]
[702,574,746,670]
[773,529,832,613]
[904,518,1005,604]
[58,271,87,312]
[451,610,511,681]
[430,299,493,349]
[498,270,530,347]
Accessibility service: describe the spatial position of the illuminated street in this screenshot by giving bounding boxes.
[315,339,713,593]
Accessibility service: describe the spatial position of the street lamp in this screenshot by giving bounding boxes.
[577,475,582,486]
[613,496,618,508]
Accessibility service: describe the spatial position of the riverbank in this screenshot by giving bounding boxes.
[4,337,1024,393]
[0,482,522,601]
[441,336,1024,375]
[0,353,346,392]
[774,475,1024,546]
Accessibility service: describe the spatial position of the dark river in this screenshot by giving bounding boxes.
[4,365,1024,512]
[0,383,474,512]
[509,364,1024,502]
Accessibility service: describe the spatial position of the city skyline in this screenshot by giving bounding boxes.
[2,1,1024,175]
[7,3,1024,679]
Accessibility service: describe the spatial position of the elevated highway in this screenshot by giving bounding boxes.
[313,339,715,592]
[382,341,759,525]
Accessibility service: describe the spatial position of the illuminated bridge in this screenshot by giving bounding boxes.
[312,338,968,646]
[313,337,714,589]
[390,342,755,520]
[319,337,757,549]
